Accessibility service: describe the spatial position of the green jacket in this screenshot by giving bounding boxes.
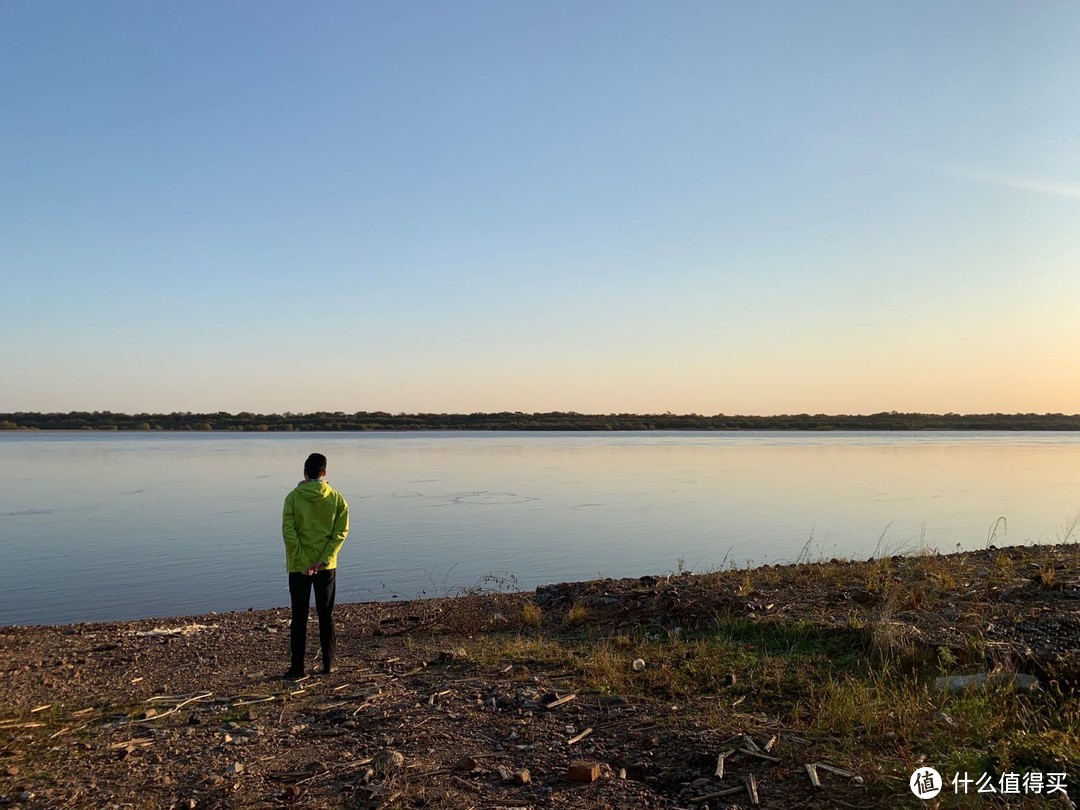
[282,480,349,572]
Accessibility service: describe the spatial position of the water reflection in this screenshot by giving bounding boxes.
[0,431,1077,624]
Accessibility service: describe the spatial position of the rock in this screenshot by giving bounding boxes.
[934,672,1039,693]
[567,761,601,782]
[512,769,531,785]
[227,762,244,776]
[598,695,627,706]
[372,749,405,775]
[632,659,646,671]
[457,755,479,772]
[934,711,957,728]
[850,589,879,605]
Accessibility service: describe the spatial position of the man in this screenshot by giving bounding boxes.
[282,452,349,678]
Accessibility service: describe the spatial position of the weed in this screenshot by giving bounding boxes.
[564,603,587,626]
[986,515,1008,548]
[1058,513,1080,544]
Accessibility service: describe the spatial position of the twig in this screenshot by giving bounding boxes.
[738,748,780,763]
[688,786,745,801]
[567,727,593,745]
[542,693,577,710]
[817,763,857,778]
[715,749,735,779]
[805,763,821,788]
[746,773,760,805]
[233,696,278,707]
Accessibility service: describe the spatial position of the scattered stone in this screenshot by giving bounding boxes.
[934,672,1039,693]
[457,755,479,772]
[512,769,531,785]
[227,762,244,776]
[632,658,646,671]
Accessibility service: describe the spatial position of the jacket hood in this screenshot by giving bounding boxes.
[297,480,333,502]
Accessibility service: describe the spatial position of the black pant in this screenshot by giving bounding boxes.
[288,569,336,673]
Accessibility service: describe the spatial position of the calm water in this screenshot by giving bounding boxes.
[1,431,1078,626]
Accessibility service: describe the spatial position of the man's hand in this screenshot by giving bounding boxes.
[306,561,325,576]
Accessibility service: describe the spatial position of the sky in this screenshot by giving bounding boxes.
[2,1,1079,416]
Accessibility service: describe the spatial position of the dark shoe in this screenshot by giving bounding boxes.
[282,668,305,680]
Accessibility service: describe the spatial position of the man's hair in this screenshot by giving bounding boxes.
[304,453,328,480]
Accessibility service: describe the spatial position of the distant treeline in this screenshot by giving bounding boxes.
[2,411,1080,432]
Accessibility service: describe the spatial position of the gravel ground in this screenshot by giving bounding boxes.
[2,544,1078,809]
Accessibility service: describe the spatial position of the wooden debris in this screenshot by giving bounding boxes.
[715,748,735,779]
[764,734,778,752]
[109,738,153,750]
[567,760,600,782]
[542,693,578,710]
[817,762,857,779]
[688,785,746,802]
[232,696,278,707]
[746,773,760,806]
[805,763,821,788]
[30,704,52,714]
[738,748,780,763]
[741,733,761,752]
[567,727,593,745]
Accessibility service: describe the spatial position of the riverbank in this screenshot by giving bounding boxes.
[2,545,1078,809]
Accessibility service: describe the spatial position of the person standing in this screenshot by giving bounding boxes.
[282,452,349,678]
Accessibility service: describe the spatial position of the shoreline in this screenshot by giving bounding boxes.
[2,545,1078,808]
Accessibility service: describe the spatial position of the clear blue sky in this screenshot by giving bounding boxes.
[3,1,1079,415]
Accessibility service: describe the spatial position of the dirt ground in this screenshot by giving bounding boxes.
[2,544,1079,810]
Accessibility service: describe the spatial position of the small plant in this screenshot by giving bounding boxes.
[1037,566,1057,588]
[1058,513,1080,544]
[565,603,587,626]
[737,572,755,596]
[986,516,1008,548]
[522,603,542,628]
